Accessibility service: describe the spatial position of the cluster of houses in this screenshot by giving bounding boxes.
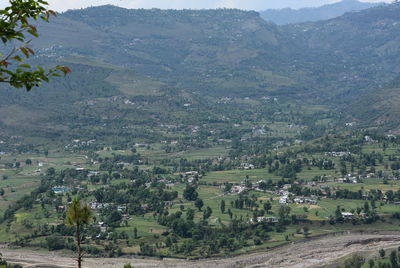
[229,180,269,194]
[364,135,377,143]
[188,125,200,133]
[117,205,127,212]
[52,186,69,194]
[65,139,96,150]
[95,214,130,238]
[123,99,135,105]
[334,173,376,184]
[160,124,180,130]
[231,185,247,194]
[250,216,279,223]
[239,163,255,170]
[293,197,317,205]
[144,178,175,189]
[324,151,351,157]
[98,221,108,234]
[182,171,201,184]
[88,171,100,177]
[217,97,232,104]
[341,212,354,219]
[336,177,358,184]
[279,195,289,204]
[279,190,317,205]
[134,143,148,148]
[252,126,267,136]
[89,201,111,210]
[159,178,175,189]
[227,180,319,206]
[339,211,369,219]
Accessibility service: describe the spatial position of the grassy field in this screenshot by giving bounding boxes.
[135,144,229,162]
[202,169,278,184]
[2,134,400,258]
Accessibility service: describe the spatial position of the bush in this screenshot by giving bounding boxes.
[253,237,262,245]
[344,254,365,268]
[379,248,385,258]
[83,245,102,255]
[46,236,65,250]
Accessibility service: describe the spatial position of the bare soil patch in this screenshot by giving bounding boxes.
[2,231,400,268]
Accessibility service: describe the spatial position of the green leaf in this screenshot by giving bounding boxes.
[48,10,57,16]
[12,56,23,62]
[20,47,30,58]
[19,64,31,68]
[26,47,35,55]
[57,66,72,75]
[27,29,39,37]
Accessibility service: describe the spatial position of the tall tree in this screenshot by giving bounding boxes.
[220,200,225,214]
[390,250,398,268]
[0,0,70,90]
[183,184,198,201]
[263,201,272,214]
[66,198,92,268]
[195,198,204,211]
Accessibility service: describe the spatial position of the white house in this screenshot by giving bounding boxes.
[279,196,288,204]
[250,217,279,223]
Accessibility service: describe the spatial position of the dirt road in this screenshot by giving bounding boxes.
[3,232,400,268]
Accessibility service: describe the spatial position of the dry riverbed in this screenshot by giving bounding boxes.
[3,232,400,268]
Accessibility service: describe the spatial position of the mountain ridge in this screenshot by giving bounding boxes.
[259,0,384,25]
[1,3,400,138]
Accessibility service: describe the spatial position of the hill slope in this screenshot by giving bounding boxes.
[283,3,400,104]
[1,4,400,140]
[35,7,297,97]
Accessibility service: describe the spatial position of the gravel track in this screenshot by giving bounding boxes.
[3,232,400,268]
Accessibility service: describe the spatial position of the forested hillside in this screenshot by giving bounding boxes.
[1,3,400,142]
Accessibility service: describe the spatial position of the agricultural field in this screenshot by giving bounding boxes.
[0,131,400,260]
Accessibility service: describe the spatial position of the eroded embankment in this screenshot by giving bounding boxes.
[2,231,400,268]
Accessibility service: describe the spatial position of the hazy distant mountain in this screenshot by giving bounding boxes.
[259,0,384,24]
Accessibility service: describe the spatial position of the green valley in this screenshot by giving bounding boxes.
[1,1,400,267]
